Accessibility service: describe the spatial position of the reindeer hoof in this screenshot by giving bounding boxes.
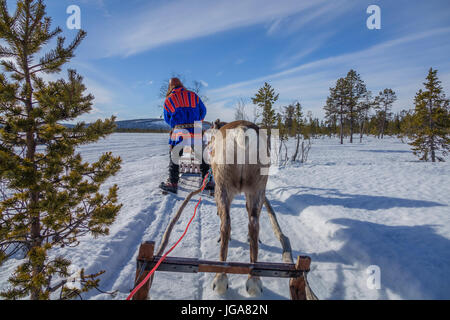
[212,273,228,295]
[246,276,263,296]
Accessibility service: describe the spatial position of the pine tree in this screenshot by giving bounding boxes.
[291,101,304,162]
[374,88,397,139]
[282,103,295,135]
[409,68,449,162]
[344,70,367,143]
[305,111,320,138]
[357,91,373,143]
[324,78,347,144]
[390,112,402,136]
[252,82,279,146]
[275,112,288,164]
[324,102,338,137]
[399,109,416,142]
[0,0,122,299]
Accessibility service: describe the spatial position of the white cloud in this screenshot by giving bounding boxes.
[275,31,335,69]
[205,27,450,120]
[84,78,115,105]
[266,1,354,36]
[266,18,283,36]
[101,0,329,57]
[204,99,236,123]
[79,0,111,16]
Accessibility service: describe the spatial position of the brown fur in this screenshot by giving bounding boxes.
[210,120,269,294]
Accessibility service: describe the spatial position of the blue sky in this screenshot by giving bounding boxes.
[13,0,450,122]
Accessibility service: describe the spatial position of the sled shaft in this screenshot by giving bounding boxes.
[138,256,309,278]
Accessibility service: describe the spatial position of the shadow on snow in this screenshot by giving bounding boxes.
[310,219,450,299]
[268,186,445,214]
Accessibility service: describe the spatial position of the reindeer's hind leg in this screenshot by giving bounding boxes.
[245,190,265,296]
[212,187,232,295]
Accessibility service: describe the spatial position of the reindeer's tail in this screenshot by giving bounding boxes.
[235,126,249,150]
[231,125,259,165]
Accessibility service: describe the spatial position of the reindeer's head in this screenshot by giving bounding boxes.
[204,119,228,160]
[213,119,227,130]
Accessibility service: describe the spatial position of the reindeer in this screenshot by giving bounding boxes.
[208,120,270,296]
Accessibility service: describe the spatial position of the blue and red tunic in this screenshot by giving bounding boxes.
[163,87,207,146]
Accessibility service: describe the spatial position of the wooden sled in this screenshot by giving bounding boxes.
[132,187,317,300]
[179,120,213,176]
[179,146,202,175]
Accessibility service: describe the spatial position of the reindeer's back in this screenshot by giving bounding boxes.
[211,121,269,194]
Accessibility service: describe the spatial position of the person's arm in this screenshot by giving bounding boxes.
[198,96,207,121]
[163,99,172,125]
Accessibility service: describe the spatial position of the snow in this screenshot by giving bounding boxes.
[1,133,449,300]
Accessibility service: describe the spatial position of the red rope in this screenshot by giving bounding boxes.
[126,173,211,300]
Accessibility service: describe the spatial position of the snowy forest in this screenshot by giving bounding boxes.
[233,68,449,164]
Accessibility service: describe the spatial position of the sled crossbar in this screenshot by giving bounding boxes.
[132,241,316,301]
[138,256,309,278]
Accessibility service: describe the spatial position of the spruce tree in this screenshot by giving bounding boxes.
[252,82,279,146]
[0,0,122,299]
[409,68,449,162]
[374,88,397,139]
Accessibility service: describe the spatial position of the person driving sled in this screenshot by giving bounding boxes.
[159,77,212,194]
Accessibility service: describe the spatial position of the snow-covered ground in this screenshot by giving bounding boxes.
[1,133,449,300]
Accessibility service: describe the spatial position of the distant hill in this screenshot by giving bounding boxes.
[60,118,171,133]
[114,118,170,131]
[57,118,214,133]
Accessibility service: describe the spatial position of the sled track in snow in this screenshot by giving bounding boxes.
[83,192,178,299]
